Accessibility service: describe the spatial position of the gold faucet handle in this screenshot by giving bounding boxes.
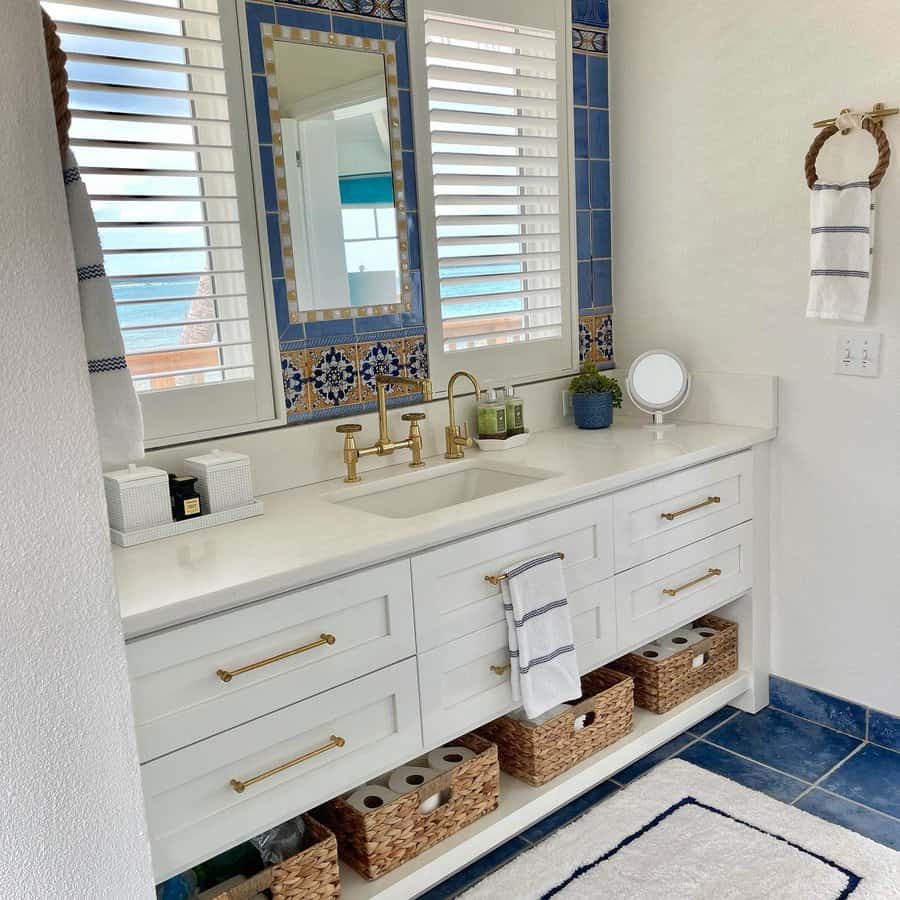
[336,423,362,434]
[337,424,362,483]
[401,412,426,422]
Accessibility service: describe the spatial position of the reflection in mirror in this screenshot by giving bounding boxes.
[268,35,406,321]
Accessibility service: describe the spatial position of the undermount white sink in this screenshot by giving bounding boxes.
[328,461,558,519]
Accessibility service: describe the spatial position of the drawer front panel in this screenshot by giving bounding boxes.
[612,452,753,571]
[412,497,614,652]
[143,658,422,883]
[418,578,616,747]
[615,522,754,651]
[128,560,414,761]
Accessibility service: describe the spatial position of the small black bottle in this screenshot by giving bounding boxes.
[169,474,203,521]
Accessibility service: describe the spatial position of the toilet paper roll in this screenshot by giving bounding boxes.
[345,784,399,814]
[691,623,719,639]
[388,766,440,797]
[427,746,476,772]
[635,642,675,661]
[662,629,703,650]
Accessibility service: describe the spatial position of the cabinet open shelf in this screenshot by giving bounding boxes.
[341,669,752,900]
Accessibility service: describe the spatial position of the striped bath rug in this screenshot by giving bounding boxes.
[462,760,899,899]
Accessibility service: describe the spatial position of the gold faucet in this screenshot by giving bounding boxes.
[444,370,481,459]
[336,374,433,482]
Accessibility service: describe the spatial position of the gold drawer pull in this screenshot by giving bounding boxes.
[660,496,720,521]
[217,633,336,683]
[230,735,345,794]
[663,568,722,597]
[485,551,565,586]
[490,663,512,675]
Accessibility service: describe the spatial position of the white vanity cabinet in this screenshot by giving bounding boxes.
[125,446,768,887]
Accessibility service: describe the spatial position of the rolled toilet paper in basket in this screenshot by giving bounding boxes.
[388,766,443,812]
[345,784,399,814]
[634,642,675,661]
[662,629,703,651]
[427,746,475,772]
[691,622,719,639]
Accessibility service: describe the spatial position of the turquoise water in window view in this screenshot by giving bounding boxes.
[114,278,199,352]
[439,263,524,318]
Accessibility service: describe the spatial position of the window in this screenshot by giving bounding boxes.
[408,0,576,386]
[45,0,277,444]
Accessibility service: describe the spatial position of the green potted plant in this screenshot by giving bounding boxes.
[568,362,622,429]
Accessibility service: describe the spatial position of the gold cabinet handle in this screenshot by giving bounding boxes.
[230,735,345,794]
[217,633,336,683]
[485,551,565,586]
[490,663,511,675]
[660,496,720,521]
[662,568,722,597]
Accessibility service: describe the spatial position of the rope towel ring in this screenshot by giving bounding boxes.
[42,10,71,163]
[805,116,891,190]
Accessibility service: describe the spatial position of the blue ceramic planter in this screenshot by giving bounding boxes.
[572,391,614,429]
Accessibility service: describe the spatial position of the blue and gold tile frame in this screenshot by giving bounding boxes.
[244,1,426,424]
[573,1,614,369]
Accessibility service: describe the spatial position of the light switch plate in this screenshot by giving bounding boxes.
[834,330,882,377]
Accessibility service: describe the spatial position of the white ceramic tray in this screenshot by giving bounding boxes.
[473,430,531,452]
[111,500,264,547]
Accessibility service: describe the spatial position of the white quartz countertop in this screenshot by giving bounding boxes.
[116,420,774,639]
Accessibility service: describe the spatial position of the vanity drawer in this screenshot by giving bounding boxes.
[612,452,753,571]
[412,496,614,652]
[143,658,422,884]
[127,560,414,762]
[615,522,753,651]
[418,578,617,747]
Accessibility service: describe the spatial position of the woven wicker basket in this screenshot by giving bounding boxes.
[476,668,634,787]
[610,614,738,714]
[317,733,499,880]
[208,815,340,899]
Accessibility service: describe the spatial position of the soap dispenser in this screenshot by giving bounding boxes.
[505,385,525,436]
[477,387,507,440]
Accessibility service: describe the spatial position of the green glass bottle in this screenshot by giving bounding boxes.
[505,385,525,436]
[477,388,507,440]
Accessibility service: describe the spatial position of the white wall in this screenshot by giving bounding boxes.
[611,0,900,712]
[0,5,154,896]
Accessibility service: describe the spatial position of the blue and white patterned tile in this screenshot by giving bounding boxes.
[588,109,610,160]
[403,335,428,381]
[820,744,900,819]
[589,159,610,209]
[579,318,593,362]
[687,706,739,737]
[279,1,405,23]
[869,709,900,752]
[591,258,612,309]
[614,733,695,785]
[572,51,587,105]
[521,780,618,844]
[706,708,862,783]
[588,54,609,108]
[769,676,867,739]
[573,0,609,29]
[594,312,613,363]
[796,789,900,851]
[678,740,808,803]
[280,350,310,415]
[591,209,611,257]
[419,837,530,900]
[308,343,361,409]
[358,339,405,400]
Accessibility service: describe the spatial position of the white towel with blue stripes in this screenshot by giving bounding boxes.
[807,180,875,322]
[501,552,581,720]
[64,150,144,464]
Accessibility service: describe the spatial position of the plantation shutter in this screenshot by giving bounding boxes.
[43,0,275,441]
[424,12,563,353]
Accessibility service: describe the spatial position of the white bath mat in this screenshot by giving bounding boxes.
[461,760,899,899]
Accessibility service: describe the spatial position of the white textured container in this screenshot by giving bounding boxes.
[183,449,254,513]
[104,464,172,532]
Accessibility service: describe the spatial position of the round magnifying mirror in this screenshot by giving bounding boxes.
[626,350,691,428]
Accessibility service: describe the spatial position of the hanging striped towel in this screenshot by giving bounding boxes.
[64,150,144,463]
[806,180,875,322]
[501,553,581,719]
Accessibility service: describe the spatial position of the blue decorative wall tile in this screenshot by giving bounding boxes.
[384,23,409,88]
[266,213,283,278]
[576,211,591,260]
[588,109,610,159]
[273,278,291,335]
[579,319,593,362]
[588,54,609,108]
[573,27,608,55]
[252,76,272,144]
[406,213,420,271]
[575,159,590,210]
[574,108,589,158]
[259,145,277,212]
[280,0,404,23]
[399,90,414,150]
[590,160,610,209]
[769,676,867,739]
[573,0,609,28]
[274,4,330,29]
[246,3,274,74]
[356,313,402,335]
[401,269,424,328]
[358,339,405,400]
[578,260,592,309]
[305,318,356,341]
[591,209,611,257]
[869,710,900,752]
[402,151,418,210]
[281,349,310,415]
[333,13,383,38]
[572,51,587,105]
[591,258,612,307]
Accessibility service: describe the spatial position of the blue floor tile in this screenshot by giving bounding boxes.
[678,740,808,803]
[869,710,900,752]
[820,744,900,819]
[687,706,738,737]
[769,675,867,738]
[520,780,618,844]
[419,837,530,899]
[706,708,861,783]
[796,789,900,851]
[614,733,695,785]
